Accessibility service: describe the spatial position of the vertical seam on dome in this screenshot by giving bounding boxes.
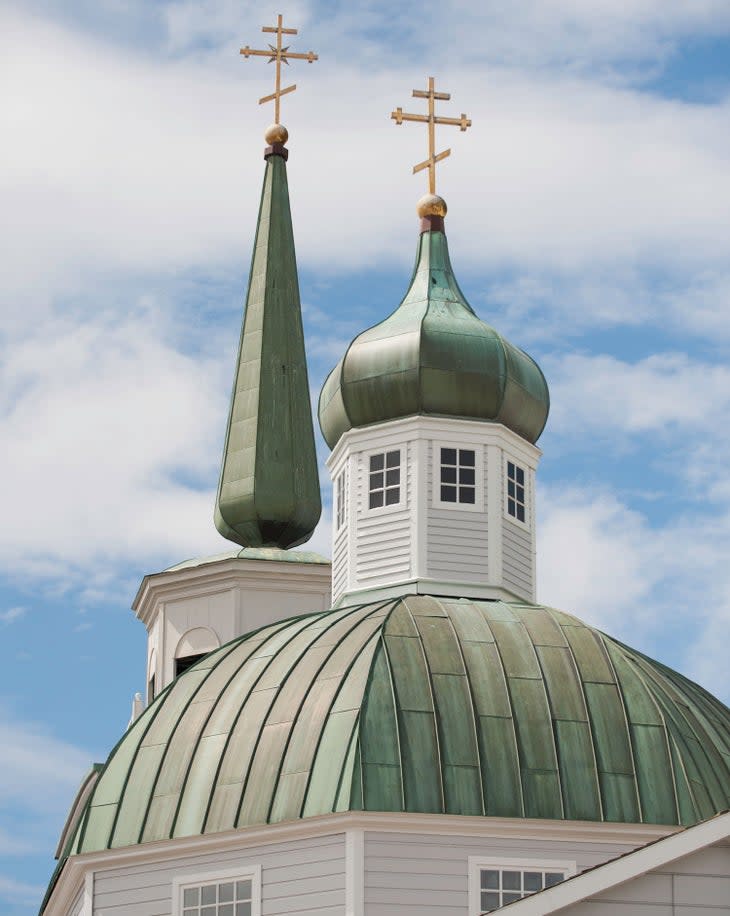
[441,601,486,815]
[263,597,395,823]
[193,609,341,836]
[139,614,301,844]
[401,597,446,813]
[228,600,386,830]
[304,606,399,817]
[483,604,526,818]
[596,633,644,823]
[627,647,729,814]
[544,609,604,821]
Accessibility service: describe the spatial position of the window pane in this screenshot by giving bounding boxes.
[503,871,521,890]
[370,453,384,471]
[441,485,456,502]
[508,499,516,516]
[507,461,515,477]
[508,480,515,497]
[201,908,216,916]
[459,467,475,485]
[481,870,499,890]
[386,469,400,486]
[183,909,197,916]
[459,449,475,466]
[524,872,542,892]
[516,466,525,485]
[545,873,564,887]
[201,885,216,904]
[385,488,400,505]
[369,491,384,509]
[481,891,500,911]
[219,906,234,916]
[503,892,522,904]
[441,466,457,483]
[516,485,525,503]
[370,472,384,490]
[236,904,252,916]
[183,888,199,906]
[386,450,400,467]
[441,447,457,465]
[517,504,525,522]
[219,883,234,902]
[236,880,252,899]
[459,487,475,504]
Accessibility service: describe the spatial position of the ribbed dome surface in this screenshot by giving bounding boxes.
[70,596,730,853]
[318,230,550,450]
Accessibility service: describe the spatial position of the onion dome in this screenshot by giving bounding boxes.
[69,596,730,852]
[215,135,321,550]
[318,200,549,450]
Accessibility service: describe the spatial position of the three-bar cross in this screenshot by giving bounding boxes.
[391,77,472,194]
[240,14,318,124]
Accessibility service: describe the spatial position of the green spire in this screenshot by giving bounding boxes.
[215,149,321,549]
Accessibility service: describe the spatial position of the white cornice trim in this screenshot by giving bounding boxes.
[133,558,332,626]
[334,578,526,607]
[44,811,675,913]
[496,810,730,915]
[327,415,541,471]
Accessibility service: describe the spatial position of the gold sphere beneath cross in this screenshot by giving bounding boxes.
[264,123,289,145]
[417,194,447,218]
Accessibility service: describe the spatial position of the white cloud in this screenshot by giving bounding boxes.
[0,607,26,625]
[537,484,730,703]
[0,304,231,581]
[3,5,730,335]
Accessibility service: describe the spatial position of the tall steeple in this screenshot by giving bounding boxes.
[215,16,321,549]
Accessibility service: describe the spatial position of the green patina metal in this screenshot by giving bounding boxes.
[318,229,550,449]
[67,596,730,855]
[215,153,321,549]
[164,547,330,573]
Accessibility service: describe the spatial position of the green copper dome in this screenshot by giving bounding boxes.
[68,596,729,853]
[318,228,550,450]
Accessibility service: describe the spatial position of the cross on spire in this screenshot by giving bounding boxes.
[391,76,472,195]
[240,14,318,124]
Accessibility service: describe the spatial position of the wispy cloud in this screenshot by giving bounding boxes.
[0,607,26,625]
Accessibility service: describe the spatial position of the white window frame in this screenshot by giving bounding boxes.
[433,441,484,511]
[335,468,347,531]
[468,856,575,916]
[362,446,404,516]
[504,455,529,527]
[172,864,262,916]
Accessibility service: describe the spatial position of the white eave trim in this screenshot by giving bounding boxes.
[498,810,730,915]
[44,810,674,914]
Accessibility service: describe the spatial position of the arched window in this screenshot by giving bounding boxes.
[174,627,220,678]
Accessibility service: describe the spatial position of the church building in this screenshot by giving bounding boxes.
[41,19,730,916]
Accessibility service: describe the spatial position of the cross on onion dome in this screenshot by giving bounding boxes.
[240,14,318,125]
[391,76,472,195]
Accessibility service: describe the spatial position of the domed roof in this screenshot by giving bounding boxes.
[318,229,550,450]
[68,596,730,853]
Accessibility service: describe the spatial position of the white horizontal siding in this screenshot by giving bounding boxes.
[92,832,346,916]
[364,830,638,915]
[502,520,532,597]
[425,442,488,584]
[354,443,412,586]
[332,527,349,602]
[561,842,730,916]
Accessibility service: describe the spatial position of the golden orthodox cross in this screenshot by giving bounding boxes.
[240,14,318,124]
[391,77,472,194]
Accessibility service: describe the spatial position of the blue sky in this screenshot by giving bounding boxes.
[3,1,730,912]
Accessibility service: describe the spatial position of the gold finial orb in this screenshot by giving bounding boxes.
[417,193,447,218]
[264,123,289,145]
